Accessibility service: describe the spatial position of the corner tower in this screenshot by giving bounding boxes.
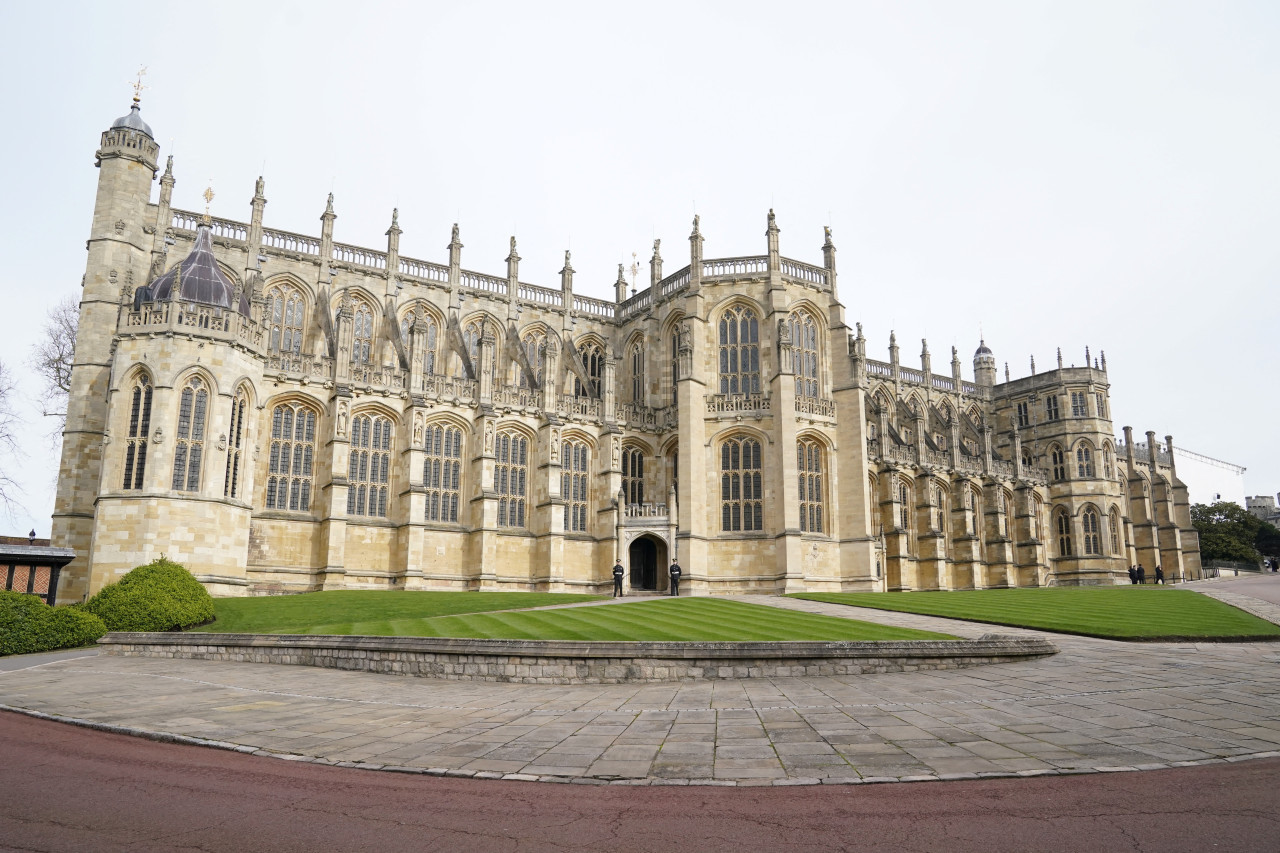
[51,97,160,602]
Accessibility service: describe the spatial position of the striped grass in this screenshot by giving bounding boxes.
[193,594,953,641]
[190,590,603,635]
[792,587,1280,641]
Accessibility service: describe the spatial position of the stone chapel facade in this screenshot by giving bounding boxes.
[50,101,1203,602]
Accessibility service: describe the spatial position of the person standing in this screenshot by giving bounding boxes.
[1155,565,1164,585]
[1137,565,1147,585]
[668,561,682,597]
[1128,566,1137,584]
[612,561,625,598]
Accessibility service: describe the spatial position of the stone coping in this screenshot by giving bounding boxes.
[99,632,1057,683]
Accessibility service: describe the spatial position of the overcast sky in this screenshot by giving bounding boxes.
[0,0,1276,533]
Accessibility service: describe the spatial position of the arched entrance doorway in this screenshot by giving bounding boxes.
[628,535,668,592]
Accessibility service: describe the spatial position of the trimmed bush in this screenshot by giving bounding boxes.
[84,557,215,632]
[0,590,107,656]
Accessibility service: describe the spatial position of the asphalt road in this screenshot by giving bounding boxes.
[1185,571,1280,606]
[5,710,1278,853]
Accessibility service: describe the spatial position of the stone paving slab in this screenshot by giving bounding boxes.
[4,591,1280,786]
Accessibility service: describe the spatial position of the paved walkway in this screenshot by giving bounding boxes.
[4,587,1280,787]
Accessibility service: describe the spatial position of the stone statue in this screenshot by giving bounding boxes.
[337,401,348,437]
[550,429,560,462]
[413,412,424,447]
[484,420,495,453]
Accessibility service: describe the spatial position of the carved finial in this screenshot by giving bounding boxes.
[1100,350,1107,370]
[1030,354,1036,374]
[130,66,148,105]
[162,155,174,179]
[1056,347,1063,368]
[856,321,863,338]
[921,338,929,356]
[201,183,215,224]
[1005,362,1010,381]
[951,345,958,360]
[616,263,626,284]
[1085,345,1091,365]
[255,175,264,197]
[652,238,661,259]
[889,330,896,346]
[451,222,460,243]
[325,192,335,214]
[767,208,778,232]
[392,207,399,227]
[691,214,701,237]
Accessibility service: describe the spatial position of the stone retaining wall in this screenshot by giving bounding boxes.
[99,633,1057,684]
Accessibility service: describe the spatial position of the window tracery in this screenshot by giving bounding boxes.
[423,422,462,523]
[622,445,644,506]
[122,373,152,490]
[496,431,528,528]
[347,413,391,517]
[562,439,589,533]
[224,388,248,499]
[797,438,824,533]
[266,402,317,511]
[719,305,761,395]
[352,304,374,365]
[268,287,305,355]
[720,435,763,532]
[171,376,208,492]
[789,311,819,398]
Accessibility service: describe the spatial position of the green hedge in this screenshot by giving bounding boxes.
[0,590,107,656]
[84,557,215,632]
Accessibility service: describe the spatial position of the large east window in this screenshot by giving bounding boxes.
[266,403,316,511]
[171,376,208,492]
[720,435,763,532]
[575,341,603,398]
[347,413,391,517]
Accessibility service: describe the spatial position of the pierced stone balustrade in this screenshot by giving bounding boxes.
[794,396,836,418]
[557,394,601,420]
[420,374,478,403]
[705,393,771,416]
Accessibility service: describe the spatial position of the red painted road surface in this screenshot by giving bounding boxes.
[4,711,1279,852]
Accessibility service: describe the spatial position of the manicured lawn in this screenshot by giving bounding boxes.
[190,593,954,641]
[791,588,1280,641]
[190,591,603,635]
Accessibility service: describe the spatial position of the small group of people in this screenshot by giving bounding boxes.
[610,560,683,597]
[1127,564,1165,584]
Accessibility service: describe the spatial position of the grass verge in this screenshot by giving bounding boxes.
[190,593,954,641]
[791,587,1280,641]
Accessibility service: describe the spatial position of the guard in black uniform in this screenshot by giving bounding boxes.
[668,561,682,596]
[612,561,625,597]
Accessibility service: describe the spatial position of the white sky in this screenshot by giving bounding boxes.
[0,0,1276,533]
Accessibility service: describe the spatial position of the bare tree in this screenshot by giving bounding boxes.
[0,360,22,510]
[30,295,77,431]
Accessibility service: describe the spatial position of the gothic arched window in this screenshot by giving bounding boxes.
[268,287,305,355]
[171,376,209,492]
[798,438,825,534]
[789,311,819,398]
[1076,442,1095,478]
[1050,445,1066,481]
[496,431,528,528]
[352,304,374,365]
[1109,507,1121,556]
[266,402,317,511]
[934,486,946,533]
[575,340,603,398]
[347,413,391,517]
[423,422,463,523]
[402,309,439,376]
[622,445,644,506]
[720,435,763,532]
[900,480,912,531]
[1102,443,1114,478]
[519,331,544,388]
[224,388,249,499]
[122,373,153,490]
[1082,507,1101,555]
[459,319,484,378]
[670,328,679,405]
[1055,509,1074,557]
[562,439,589,533]
[630,342,644,403]
[719,305,761,395]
